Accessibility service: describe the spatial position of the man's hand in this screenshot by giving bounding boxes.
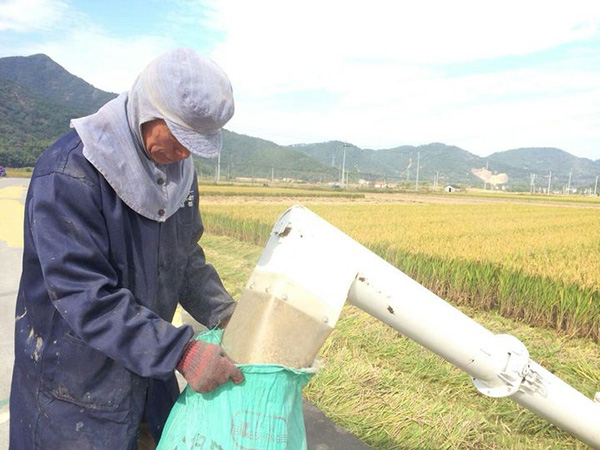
[176,340,244,393]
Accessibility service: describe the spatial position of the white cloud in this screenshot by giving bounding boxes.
[34,28,174,93]
[206,0,600,159]
[2,0,600,158]
[226,62,600,157]
[1,1,218,93]
[0,0,68,32]
[1,1,175,93]
[209,0,600,93]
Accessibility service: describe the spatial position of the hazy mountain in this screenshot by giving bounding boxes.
[0,54,118,166]
[198,130,338,182]
[0,53,335,180]
[488,148,600,189]
[1,53,598,191]
[0,54,116,113]
[291,142,496,187]
[0,77,85,142]
[290,142,600,190]
[0,77,92,165]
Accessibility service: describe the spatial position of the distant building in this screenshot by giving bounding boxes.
[444,185,461,192]
[374,181,387,189]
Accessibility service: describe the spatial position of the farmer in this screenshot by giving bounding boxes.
[10,48,243,449]
[0,165,6,177]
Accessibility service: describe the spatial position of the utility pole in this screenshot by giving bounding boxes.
[415,151,420,191]
[547,171,552,195]
[595,175,598,196]
[341,149,346,186]
[341,143,351,187]
[216,152,221,183]
[567,170,572,194]
[529,173,536,194]
[484,160,489,190]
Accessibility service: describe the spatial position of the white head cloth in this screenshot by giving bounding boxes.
[71,48,234,222]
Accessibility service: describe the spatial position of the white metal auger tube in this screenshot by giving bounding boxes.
[222,205,600,448]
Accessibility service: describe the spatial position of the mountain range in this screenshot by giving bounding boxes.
[1,54,598,191]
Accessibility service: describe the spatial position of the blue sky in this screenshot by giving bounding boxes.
[1,0,600,160]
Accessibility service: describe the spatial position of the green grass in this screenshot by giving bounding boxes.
[201,234,599,449]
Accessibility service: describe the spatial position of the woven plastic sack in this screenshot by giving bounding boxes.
[157,329,316,450]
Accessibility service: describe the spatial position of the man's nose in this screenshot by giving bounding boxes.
[175,146,191,159]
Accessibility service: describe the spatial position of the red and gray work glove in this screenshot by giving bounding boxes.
[176,340,244,393]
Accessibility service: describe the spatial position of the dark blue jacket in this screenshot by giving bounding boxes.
[10,131,235,449]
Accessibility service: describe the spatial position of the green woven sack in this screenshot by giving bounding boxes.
[157,329,316,450]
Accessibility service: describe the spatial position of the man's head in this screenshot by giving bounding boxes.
[129,47,234,162]
[142,119,191,164]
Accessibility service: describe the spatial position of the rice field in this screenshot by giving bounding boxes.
[445,189,600,206]
[193,186,600,449]
[197,189,600,448]
[200,197,600,341]
[202,234,600,449]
